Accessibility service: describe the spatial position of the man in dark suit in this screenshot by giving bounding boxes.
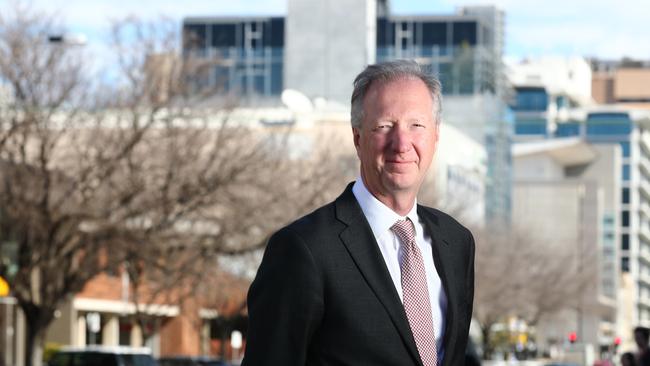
[242,60,475,366]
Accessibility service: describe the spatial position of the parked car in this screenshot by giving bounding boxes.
[158,356,229,366]
[47,346,158,366]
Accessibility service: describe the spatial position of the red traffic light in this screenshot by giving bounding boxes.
[614,337,621,345]
[569,332,577,343]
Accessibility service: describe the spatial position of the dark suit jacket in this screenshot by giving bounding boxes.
[242,183,475,366]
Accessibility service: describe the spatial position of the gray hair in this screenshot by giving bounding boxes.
[350,60,442,129]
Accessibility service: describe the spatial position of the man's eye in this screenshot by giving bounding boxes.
[373,124,391,131]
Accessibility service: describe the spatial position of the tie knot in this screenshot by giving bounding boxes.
[391,219,416,245]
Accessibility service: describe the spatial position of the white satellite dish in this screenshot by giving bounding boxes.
[281,89,313,114]
[313,97,327,110]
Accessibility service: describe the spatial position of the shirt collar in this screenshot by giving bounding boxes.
[352,178,419,239]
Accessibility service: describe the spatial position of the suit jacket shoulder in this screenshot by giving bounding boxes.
[244,184,475,366]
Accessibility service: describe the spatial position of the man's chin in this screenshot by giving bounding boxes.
[382,175,419,192]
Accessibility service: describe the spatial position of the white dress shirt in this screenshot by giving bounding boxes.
[352,178,447,358]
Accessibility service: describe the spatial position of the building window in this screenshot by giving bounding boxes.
[622,210,630,227]
[421,22,447,46]
[622,164,631,181]
[622,257,630,272]
[211,23,237,47]
[513,87,548,111]
[622,234,630,250]
[586,112,633,136]
[376,18,392,47]
[183,24,207,50]
[555,122,581,137]
[623,187,630,204]
[452,21,477,45]
[515,119,546,135]
[621,141,631,158]
[264,18,285,47]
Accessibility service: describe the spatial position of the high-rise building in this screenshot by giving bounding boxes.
[509,57,593,140]
[512,138,620,355]
[284,0,377,102]
[375,5,511,226]
[509,56,650,348]
[181,2,505,101]
[591,58,650,109]
[181,0,512,225]
[183,16,285,100]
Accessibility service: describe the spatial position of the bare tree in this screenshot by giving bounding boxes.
[0,6,348,366]
[471,224,595,359]
[417,171,594,360]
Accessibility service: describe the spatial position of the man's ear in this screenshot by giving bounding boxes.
[352,127,361,149]
[352,127,362,159]
[431,122,441,154]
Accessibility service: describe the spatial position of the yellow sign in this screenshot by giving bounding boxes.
[0,277,9,297]
[518,333,528,344]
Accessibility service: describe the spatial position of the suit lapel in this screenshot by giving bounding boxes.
[417,205,458,366]
[335,184,423,366]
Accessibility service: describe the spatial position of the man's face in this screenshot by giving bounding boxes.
[353,77,439,199]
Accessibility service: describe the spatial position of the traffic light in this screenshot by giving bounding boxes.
[569,332,577,344]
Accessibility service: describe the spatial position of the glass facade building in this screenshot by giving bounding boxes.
[182,4,512,225]
[183,10,502,99]
[375,17,499,95]
[513,87,650,326]
[372,8,511,226]
[183,17,285,99]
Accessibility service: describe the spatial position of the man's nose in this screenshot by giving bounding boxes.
[390,127,412,153]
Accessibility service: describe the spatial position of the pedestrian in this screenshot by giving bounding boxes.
[622,351,637,366]
[635,327,650,366]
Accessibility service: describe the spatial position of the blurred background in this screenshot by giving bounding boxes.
[0,0,649,365]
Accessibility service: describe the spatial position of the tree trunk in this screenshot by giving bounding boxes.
[20,302,55,366]
[24,312,47,366]
[480,323,493,361]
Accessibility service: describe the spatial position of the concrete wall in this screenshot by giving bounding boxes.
[514,155,565,181]
[45,299,76,346]
[285,0,376,103]
[430,123,486,226]
[615,68,650,100]
[159,301,200,356]
[507,57,593,105]
[592,72,615,104]
[577,145,621,213]
[514,180,602,348]
[513,141,619,352]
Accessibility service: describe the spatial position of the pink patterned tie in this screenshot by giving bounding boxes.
[391,219,438,366]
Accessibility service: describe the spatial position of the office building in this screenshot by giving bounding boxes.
[512,138,620,355]
[591,58,650,109]
[183,16,285,100]
[509,57,592,140]
[509,56,650,348]
[182,0,511,225]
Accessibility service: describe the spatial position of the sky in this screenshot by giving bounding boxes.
[2,0,649,63]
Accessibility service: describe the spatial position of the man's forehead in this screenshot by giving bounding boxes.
[366,75,425,92]
[363,76,434,107]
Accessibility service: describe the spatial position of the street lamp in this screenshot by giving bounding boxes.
[47,33,87,46]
